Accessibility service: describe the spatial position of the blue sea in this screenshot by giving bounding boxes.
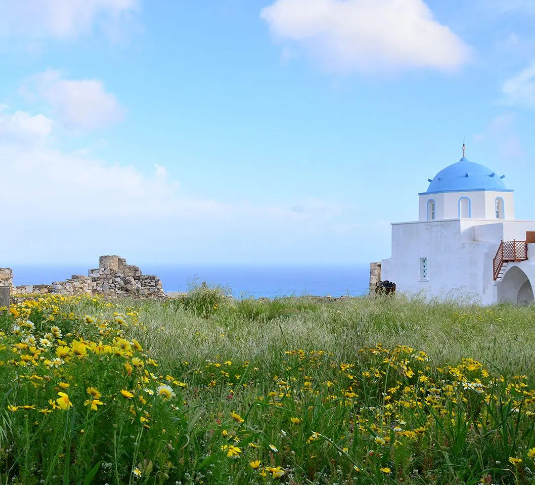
[10,264,370,299]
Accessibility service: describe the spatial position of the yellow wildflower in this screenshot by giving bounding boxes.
[120,389,134,399]
[71,340,87,357]
[86,387,101,399]
[250,460,261,469]
[226,445,242,458]
[230,410,244,423]
[56,392,72,410]
[267,466,285,478]
[84,399,104,411]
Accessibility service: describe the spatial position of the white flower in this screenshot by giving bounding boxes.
[156,384,175,400]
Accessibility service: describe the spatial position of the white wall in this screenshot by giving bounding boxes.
[382,219,499,304]
[419,191,515,222]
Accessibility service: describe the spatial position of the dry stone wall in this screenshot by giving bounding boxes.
[8,256,165,298]
[0,268,12,287]
[369,262,382,294]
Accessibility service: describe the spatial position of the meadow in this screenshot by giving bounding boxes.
[2,287,535,484]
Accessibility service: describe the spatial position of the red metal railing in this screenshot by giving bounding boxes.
[493,240,528,280]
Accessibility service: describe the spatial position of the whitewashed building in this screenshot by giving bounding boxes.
[379,148,535,304]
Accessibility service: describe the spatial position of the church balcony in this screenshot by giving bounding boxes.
[493,240,528,281]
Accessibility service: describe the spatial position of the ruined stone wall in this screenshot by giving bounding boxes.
[369,262,382,294]
[0,268,12,287]
[10,256,165,298]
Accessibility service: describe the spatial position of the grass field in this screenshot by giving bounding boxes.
[2,287,535,484]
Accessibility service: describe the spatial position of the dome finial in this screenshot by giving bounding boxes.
[462,138,466,158]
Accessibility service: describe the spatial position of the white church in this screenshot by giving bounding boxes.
[379,146,535,305]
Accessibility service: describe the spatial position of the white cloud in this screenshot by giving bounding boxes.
[0,0,138,40]
[261,0,471,73]
[23,70,124,131]
[0,107,53,143]
[0,108,365,264]
[502,63,535,108]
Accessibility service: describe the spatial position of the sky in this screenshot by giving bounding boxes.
[1,0,535,265]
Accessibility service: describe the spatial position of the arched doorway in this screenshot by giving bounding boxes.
[498,266,535,305]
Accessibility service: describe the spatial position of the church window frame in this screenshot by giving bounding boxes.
[495,197,504,219]
[420,257,429,281]
[427,199,436,221]
[458,197,472,219]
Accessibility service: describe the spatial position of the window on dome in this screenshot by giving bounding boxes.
[459,197,471,218]
[495,198,504,219]
[427,199,435,221]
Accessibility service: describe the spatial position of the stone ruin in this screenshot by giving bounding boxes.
[0,256,165,298]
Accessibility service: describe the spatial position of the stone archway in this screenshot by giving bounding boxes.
[498,266,535,305]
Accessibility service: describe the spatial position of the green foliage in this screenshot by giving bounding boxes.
[5,294,535,483]
[178,281,230,318]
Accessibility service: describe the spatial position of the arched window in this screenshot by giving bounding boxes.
[427,199,436,221]
[459,197,471,218]
[495,197,504,219]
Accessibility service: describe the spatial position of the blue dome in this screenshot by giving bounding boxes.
[420,158,512,195]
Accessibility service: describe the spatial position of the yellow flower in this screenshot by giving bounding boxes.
[380,467,391,474]
[226,445,242,458]
[56,346,70,358]
[120,389,134,399]
[8,405,18,412]
[230,410,244,423]
[115,338,131,352]
[71,340,87,357]
[86,387,101,399]
[58,382,69,389]
[267,466,284,478]
[133,467,142,477]
[290,417,301,424]
[509,457,522,465]
[131,357,144,368]
[84,399,104,411]
[268,444,278,452]
[56,392,72,410]
[528,447,535,459]
[250,460,261,469]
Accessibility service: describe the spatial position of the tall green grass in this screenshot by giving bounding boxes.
[4,290,535,484]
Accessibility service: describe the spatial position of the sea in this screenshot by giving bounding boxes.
[10,264,370,299]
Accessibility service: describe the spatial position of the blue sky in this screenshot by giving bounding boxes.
[1,0,535,265]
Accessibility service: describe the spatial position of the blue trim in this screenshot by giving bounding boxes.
[495,197,505,219]
[426,198,436,221]
[458,197,472,218]
[419,188,514,196]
